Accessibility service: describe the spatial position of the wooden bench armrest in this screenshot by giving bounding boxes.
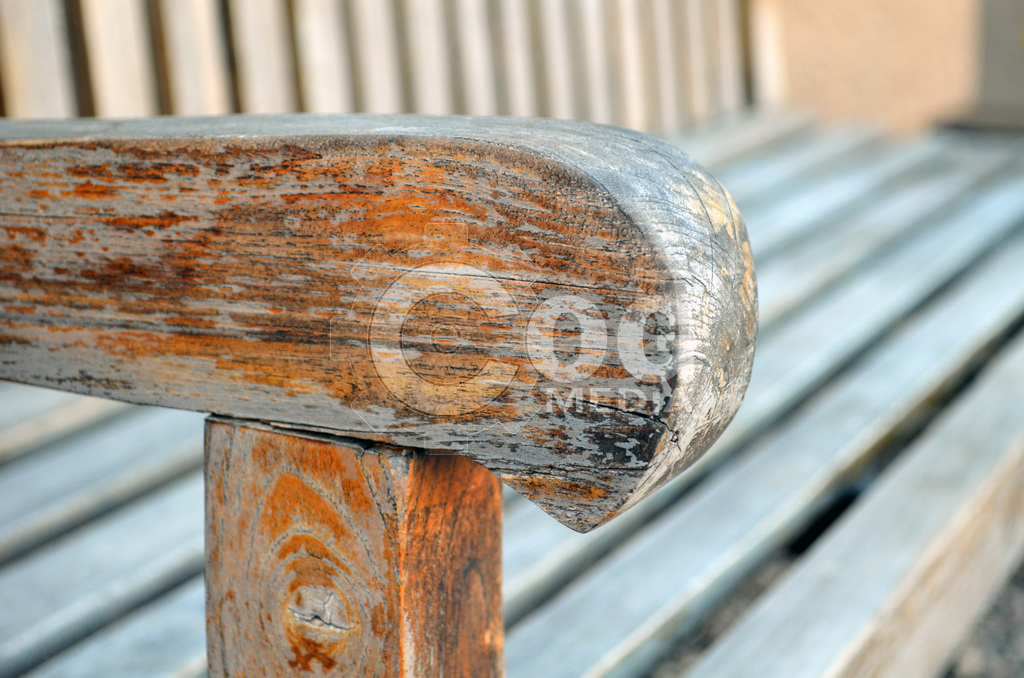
[0,114,756,531]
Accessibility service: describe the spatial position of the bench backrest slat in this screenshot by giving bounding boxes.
[0,0,77,119]
[0,0,748,132]
[226,0,299,113]
[78,0,160,117]
[156,0,233,115]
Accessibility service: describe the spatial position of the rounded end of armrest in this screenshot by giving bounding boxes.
[470,121,758,531]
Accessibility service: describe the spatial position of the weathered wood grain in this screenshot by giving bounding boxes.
[0,114,756,531]
[205,418,502,677]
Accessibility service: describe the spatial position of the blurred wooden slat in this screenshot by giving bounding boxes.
[745,140,945,260]
[0,473,204,678]
[225,0,297,113]
[348,0,404,113]
[680,0,713,122]
[689,321,1024,678]
[610,0,650,131]
[0,407,204,566]
[535,0,576,120]
[452,0,498,115]
[747,0,785,108]
[576,0,613,125]
[0,0,76,118]
[493,0,536,116]
[713,0,744,114]
[716,126,881,203]
[650,0,684,131]
[754,143,1008,327]
[25,578,207,678]
[78,0,158,117]
[293,0,354,113]
[0,386,128,466]
[403,0,454,114]
[668,109,813,168]
[155,0,231,115]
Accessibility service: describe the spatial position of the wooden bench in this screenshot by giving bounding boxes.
[2,2,1024,677]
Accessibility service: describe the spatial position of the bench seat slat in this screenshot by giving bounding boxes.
[0,473,203,678]
[688,326,1024,678]
[715,125,881,205]
[716,168,1024,466]
[505,172,1024,678]
[666,109,814,169]
[25,577,206,678]
[755,142,1013,327]
[742,138,948,260]
[0,385,129,466]
[0,407,203,565]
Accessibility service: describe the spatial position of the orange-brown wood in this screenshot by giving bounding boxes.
[205,417,502,677]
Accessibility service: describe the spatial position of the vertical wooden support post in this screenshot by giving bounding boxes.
[204,418,503,677]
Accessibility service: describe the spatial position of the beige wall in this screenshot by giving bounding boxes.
[750,0,981,133]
